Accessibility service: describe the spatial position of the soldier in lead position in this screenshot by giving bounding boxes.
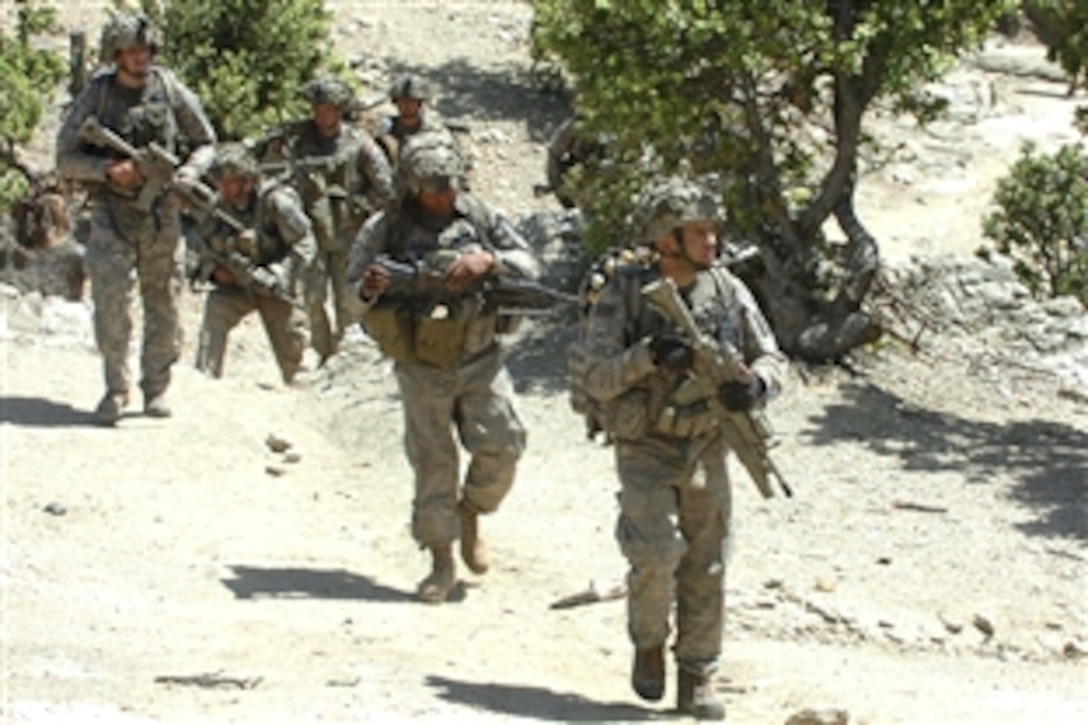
[346,133,541,604]
[55,12,216,425]
[578,177,787,719]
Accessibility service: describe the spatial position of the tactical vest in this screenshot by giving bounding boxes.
[289,123,373,249]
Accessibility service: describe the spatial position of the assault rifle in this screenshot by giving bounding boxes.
[77,116,181,212]
[642,277,792,499]
[171,178,284,298]
[376,255,576,317]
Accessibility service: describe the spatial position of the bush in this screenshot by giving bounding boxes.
[0,3,66,211]
[140,0,339,140]
[981,141,1088,306]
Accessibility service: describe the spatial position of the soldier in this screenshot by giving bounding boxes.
[55,11,216,425]
[545,113,607,209]
[260,75,394,363]
[578,177,787,719]
[346,132,542,604]
[374,75,450,166]
[192,143,316,384]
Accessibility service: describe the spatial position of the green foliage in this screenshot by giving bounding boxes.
[1025,0,1088,91]
[0,3,66,210]
[138,0,339,140]
[532,1,1015,254]
[981,141,1088,305]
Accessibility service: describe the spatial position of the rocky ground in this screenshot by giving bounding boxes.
[3,2,1087,724]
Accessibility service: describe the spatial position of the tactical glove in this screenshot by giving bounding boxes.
[718,376,765,411]
[650,334,695,373]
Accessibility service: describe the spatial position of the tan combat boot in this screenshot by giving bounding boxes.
[417,544,456,604]
[144,392,172,418]
[458,502,489,574]
[631,645,665,701]
[677,669,725,720]
[93,392,128,426]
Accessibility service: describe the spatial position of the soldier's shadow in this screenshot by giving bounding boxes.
[221,565,420,602]
[425,675,662,721]
[0,396,92,427]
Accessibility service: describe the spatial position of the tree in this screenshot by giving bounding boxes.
[0,1,66,211]
[137,0,338,140]
[532,0,1014,362]
[981,140,1088,306]
[1022,0,1088,94]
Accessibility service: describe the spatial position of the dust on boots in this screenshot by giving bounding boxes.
[417,544,456,604]
[677,669,725,721]
[458,503,489,574]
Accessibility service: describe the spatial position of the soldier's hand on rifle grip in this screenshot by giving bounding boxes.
[445,250,495,292]
[106,158,143,189]
[650,334,695,374]
[361,264,391,301]
[718,376,766,411]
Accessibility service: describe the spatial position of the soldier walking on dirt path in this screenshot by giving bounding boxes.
[192,144,317,385]
[258,76,394,365]
[346,132,541,604]
[577,177,787,719]
[55,11,217,426]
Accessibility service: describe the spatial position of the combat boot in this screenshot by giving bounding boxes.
[677,669,725,720]
[143,392,172,418]
[417,544,456,604]
[458,502,490,574]
[93,392,128,426]
[631,645,665,701]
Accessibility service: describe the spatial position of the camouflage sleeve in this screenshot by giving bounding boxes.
[582,275,656,403]
[729,275,788,399]
[481,203,542,281]
[55,78,111,183]
[355,132,395,207]
[267,186,317,273]
[344,211,391,316]
[167,72,218,178]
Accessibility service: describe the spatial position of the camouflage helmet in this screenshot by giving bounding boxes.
[632,177,720,245]
[99,12,159,61]
[210,142,260,181]
[397,131,465,197]
[389,75,430,102]
[301,75,356,109]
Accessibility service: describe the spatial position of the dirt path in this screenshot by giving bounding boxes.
[4,2,1088,723]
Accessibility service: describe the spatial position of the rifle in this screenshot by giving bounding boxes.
[77,116,180,212]
[642,277,792,499]
[376,255,576,317]
[172,177,284,298]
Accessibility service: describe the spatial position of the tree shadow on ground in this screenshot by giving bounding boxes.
[803,381,1087,541]
[0,395,92,427]
[424,674,662,722]
[388,59,571,144]
[221,565,420,603]
[504,318,577,397]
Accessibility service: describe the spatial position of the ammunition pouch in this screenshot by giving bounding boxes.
[361,304,416,363]
[653,398,719,439]
[414,303,470,368]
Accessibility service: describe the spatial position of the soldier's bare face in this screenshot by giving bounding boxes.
[312,103,342,137]
[217,176,255,211]
[417,188,456,217]
[679,221,718,270]
[395,98,423,126]
[115,45,152,84]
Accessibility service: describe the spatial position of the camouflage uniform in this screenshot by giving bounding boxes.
[192,145,317,383]
[375,75,453,167]
[55,13,216,421]
[346,133,540,598]
[580,178,786,716]
[262,77,394,362]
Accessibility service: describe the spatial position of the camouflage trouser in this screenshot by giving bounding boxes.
[305,246,350,361]
[614,434,732,677]
[83,200,183,400]
[395,347,527,547]
[195,285,309,384]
